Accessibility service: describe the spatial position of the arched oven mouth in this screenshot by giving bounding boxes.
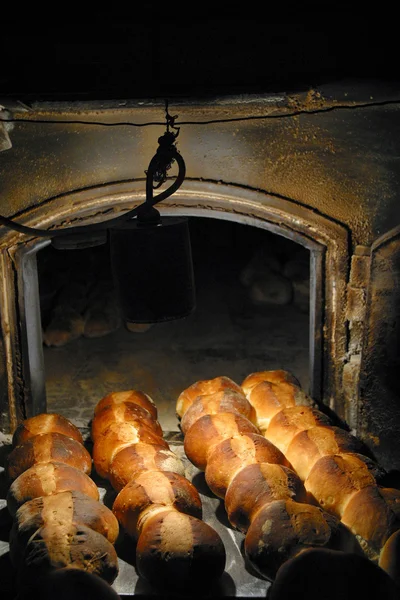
[0,179,349,434]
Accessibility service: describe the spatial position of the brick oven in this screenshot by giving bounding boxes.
[1,82,400,472]
[0,20,400,598]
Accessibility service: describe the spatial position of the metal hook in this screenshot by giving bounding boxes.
[165,99,180,138]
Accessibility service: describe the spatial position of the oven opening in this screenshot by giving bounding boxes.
[37,217,311,432]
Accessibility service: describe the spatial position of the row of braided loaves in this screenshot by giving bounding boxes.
[90,390,226,592]
[5,412,121,599]
[176,375,363,582]
[241,369,400,587]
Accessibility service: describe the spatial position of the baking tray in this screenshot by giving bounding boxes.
[0,433,271,599]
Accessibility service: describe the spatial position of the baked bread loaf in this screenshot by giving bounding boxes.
[241,369,300,397]
[7,412,124,596]
[268,548,399,600]
[204,433,290,499]
[14,568,121,600]
[180,389,256,434]
[91,402,163,441]
[94,389,158,419]
[12,413,83,447]
[340,485,400,562]
[176,382,361,579]
[109,442,185,491]
[265,406,332,454]
[176,375,243,419]
[112,470,202,539]
[17,523,119,586]
[9,490,119,567]
[135,507,226,591]
[245,380,314,433]
[7,461,99,517]
[183,412,260,470]
[91,388,227,592]
[7,432,92,481]
[244,498,362,581]
[93,421,169,479]
[241,369,400,586]
[225,462,308,533]
[304,452,386,519]
[177,374,363,584]
[285,425,367,481]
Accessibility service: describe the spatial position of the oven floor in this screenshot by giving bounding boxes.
[43,277,310,432]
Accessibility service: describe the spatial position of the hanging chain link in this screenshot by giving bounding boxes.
[149,100,181,188]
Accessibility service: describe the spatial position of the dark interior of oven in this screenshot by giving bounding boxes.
[37,217,310,432]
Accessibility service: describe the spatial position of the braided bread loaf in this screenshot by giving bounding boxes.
[241,369,400,584]
[6,432,92,481]
[177,376,362,581]
[176,375,243,419]
[6,413,120,596]
[91,389,226,592]
[12,413,85,446]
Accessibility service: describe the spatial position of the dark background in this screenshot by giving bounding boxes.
[1,19,399,102]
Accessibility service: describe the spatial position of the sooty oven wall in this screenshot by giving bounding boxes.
[1,22,400,471]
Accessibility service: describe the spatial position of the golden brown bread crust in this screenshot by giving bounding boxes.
[225,462,308,533]
[183,411,260,470]
[179,372,389,586]
[18,523,119,586]
[92,421,169,480]
[246,381,295,432]
[9,490,119,567]
[12,414,83,447]
[175,369,399,587]
[94,389,227,592]
[246,380,314,433]
[7,461,100,517]
[244,498,362,581]
[135,508,226,590]
[304,453,385,519]
[94,389,158,419]
[109,442,185,491]
[176,375,243,419]
[112,470,202,539]
[286,425,366,481]
[204,433,290,499]
[265,406,332,454]
[15,490,118,542]
[240,371,399,582]
[6,432,92,481]
[241,369,301,397]
[341,485,400,561]
[180,389,256,434]
[91,402,163,441]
